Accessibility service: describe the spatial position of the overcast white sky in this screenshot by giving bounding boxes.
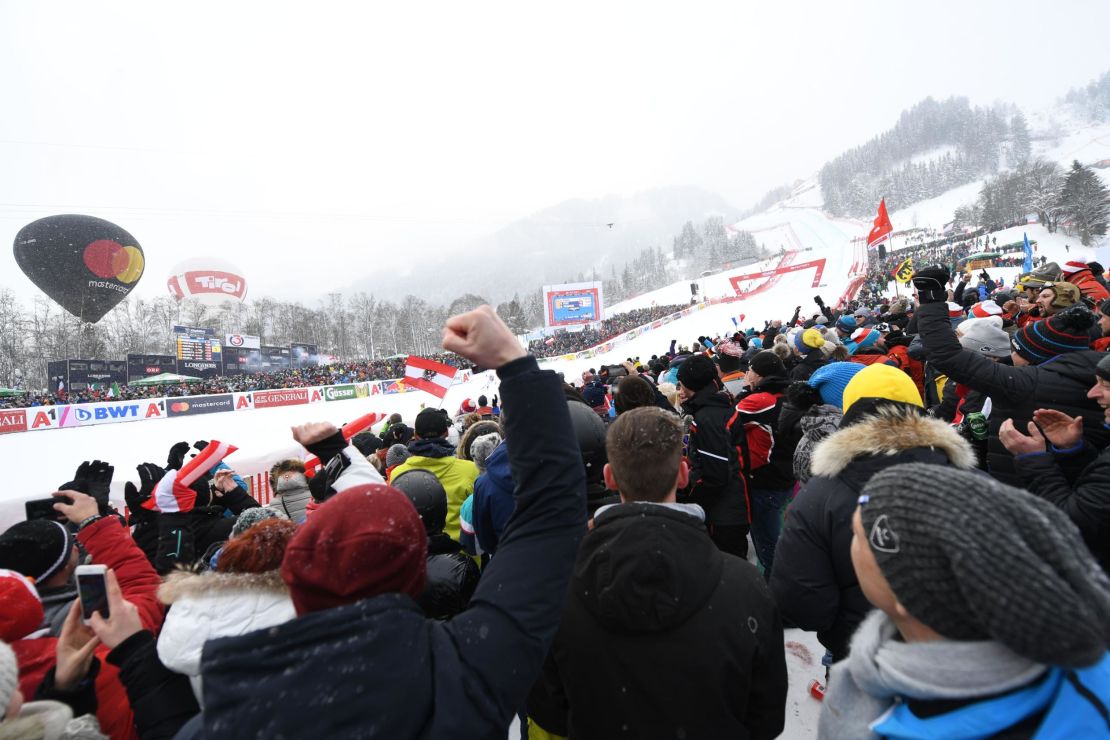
[1,0,1108,304]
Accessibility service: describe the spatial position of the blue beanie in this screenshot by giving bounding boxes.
[835,315,857,333]
[807,361,865,408]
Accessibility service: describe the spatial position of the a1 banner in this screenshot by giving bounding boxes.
[167,394,234,417]
[22,399,168,431]
[252,389,309,409]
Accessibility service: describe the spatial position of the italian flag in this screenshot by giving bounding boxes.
[107,382,121,399]
[404,355,458,399]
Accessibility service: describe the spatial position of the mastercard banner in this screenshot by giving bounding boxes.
[13,214,145,323]
[166,394,235,417]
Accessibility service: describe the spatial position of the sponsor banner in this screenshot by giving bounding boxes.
[177,358,222,379]
[167,394,234,417]
[379,380,413,395]
[225,333,261,350]
[233,392,253,411]
[324,383,369,402]
[651,320,663,329]
[126,354,177,382]
[576,350,594,360]
[253,389,309,409]
[0,409,28,434]
[67,399,166,427]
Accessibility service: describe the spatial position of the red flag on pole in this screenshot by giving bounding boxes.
[867,198,893,249]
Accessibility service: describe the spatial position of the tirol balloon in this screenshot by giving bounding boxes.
[13,214,145,323]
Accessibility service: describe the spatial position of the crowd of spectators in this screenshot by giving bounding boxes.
[528,303,688,358]
[0,354,466,410]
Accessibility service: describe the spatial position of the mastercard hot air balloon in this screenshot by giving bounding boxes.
[13,215,145,323]
[166,257,248,307]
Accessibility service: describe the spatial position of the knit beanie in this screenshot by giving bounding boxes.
[1099,299,1110,319]
[794,328,826,355]
[281,484,427,616]
[958,319,1011,358]
[1061,260,1091,278]
[835,315,857,334]
[470,433,502,472]
[749,350,786,379]
[0,520,74,583]
[1098,353,1110,383]
[1010,305,1095,364]
[0,569,44,642]
[676,354,719,392]
[859,464,1110,668]
[218,519,298,573]
[807,361,865,408]
[0,641,18,720]
[841,363,923,414]
[386,443,412,470]
[846,328,879,355]
[968,299,1003,319]
[232,505,287,538]
[946,302,964,319]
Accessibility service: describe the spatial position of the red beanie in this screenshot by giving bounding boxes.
[0,569,44,642]
[281,484,427,615]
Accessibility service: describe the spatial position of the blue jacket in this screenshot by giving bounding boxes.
[473,441,516,555]
[182,357,587,739]
[874,652,1110,739]
[580,381,607,408]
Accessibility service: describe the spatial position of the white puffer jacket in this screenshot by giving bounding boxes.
[156,569,296,703]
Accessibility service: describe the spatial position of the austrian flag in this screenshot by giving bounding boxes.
[404,356,458,399]
[145,440,238,513]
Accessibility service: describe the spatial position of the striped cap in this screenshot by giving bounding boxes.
[968,300,1003,318]
[1010,306,1095,364]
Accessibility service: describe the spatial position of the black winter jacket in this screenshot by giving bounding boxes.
[770,407,977,661]
[181,356,588,739]
[789,351,826,382]
[916,301,1110,486]
[108,630,200,740]
[682,385,748,525]
[419,533,481,620]
[536,504,787,739]
[1013,442,1110,572]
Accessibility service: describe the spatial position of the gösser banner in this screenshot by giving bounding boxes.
[0,370,475,435]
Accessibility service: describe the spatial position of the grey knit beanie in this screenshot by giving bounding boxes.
[0,641,18,719]
[469,432,502,472]
[232,506,286,538]
[859,463,1110,668]
[386,443,412,470]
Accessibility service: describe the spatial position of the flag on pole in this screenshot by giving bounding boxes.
[891,257,914,284]
[57,379,64,393]
[867,198,894,249]
[1022,233,1034,273]
[107,381,121,399]
[404,356,458,399]
[146,440,238,513]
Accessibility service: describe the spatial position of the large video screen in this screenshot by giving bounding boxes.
[543,282,604,328]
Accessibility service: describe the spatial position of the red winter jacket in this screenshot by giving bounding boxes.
[884,344,925,398]
[1068,269,1110,303]
[14,517,165,740]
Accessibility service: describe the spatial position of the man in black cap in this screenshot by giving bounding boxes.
[0,519,77,635]
[821,463,1110,737]
[677,354,749,557]
[391,407,479,542]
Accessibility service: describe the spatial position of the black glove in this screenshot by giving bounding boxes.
[166,442,190,471]
[58,461,90,494]
[491,395,498,407]
[911,265,950,304]
[125,463,165,524]
[814,295,824,306]
[84,460,114,503]
[193,440,209,451]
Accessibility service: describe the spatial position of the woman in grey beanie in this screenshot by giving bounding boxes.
[820,463,1110,739]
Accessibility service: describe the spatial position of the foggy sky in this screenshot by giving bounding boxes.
[1,0,1107,304]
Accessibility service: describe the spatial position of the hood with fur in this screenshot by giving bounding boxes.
[157,568,288,605]
[811,405,976,479]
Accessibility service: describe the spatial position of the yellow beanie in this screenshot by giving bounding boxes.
[841,363,923,413]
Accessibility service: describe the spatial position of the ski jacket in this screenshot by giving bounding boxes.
[788,351,826,382]
[472,441,515,555]
[419,533,481,620]
[535,504,786,740]
[732,375,795,491]
[1012,442,1110,572]
[156,570,295,702]
[791,404,842,485]
[883,342,925,398]
[682,385,748,526]
[181,357,587,739]
[769,407,976,662]
[1069,267,1110,303]
[916,300,1110,486]
[14,517,165,740]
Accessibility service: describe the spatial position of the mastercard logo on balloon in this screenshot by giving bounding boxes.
[13,214,145,324]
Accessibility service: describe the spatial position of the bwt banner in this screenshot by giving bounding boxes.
[10,399,168,432]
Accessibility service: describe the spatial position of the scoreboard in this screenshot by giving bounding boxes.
[172,326,222,379]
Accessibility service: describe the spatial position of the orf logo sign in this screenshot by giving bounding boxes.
[229,334,245,347]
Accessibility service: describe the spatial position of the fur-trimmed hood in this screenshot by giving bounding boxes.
[810,406,976,478]
[158,568,288,605]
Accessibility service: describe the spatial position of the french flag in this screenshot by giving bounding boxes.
[404,356,458,400]
[147,440,238,513]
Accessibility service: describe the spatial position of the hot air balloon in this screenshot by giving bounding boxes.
[13,214,145,323]
[167,257,248,306]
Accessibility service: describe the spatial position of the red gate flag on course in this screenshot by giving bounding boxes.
[404,355,458,399]
[867,198,893,249]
